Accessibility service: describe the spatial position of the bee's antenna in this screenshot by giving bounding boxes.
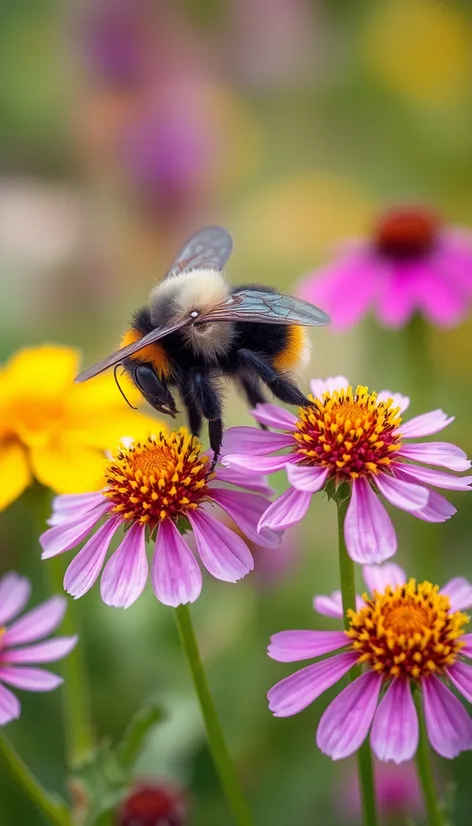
[114,365,137,410]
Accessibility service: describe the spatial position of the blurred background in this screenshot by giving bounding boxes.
[1,0,472,824]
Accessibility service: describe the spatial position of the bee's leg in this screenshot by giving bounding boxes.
[182,372,223,470]
[239,374,269,430]
[237,349,308,407]
[180,384,204,436]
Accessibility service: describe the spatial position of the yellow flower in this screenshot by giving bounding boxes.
[0,344,163,509]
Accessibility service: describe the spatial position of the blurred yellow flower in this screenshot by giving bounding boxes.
[361,0,472,105]
[0,344,162,509]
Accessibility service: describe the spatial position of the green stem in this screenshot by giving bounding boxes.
[414,692,446,826]
[0,733,71,826]
[404,314,434,410]
[336,495,378,826]
[33,484,94,767]
[175,604,254,826]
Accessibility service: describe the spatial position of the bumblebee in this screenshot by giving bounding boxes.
[76,227,330,463]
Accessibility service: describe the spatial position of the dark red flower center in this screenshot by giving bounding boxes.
[119,783,187,826]
[374,208,440,261]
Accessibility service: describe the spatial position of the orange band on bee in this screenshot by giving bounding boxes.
[273,326,308,371]
[120,329,171,377]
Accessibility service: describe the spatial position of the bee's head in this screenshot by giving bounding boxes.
[133,363,177,417]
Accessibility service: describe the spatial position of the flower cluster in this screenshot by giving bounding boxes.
[268,563,472,762]
[40,428,281,608]
[223,376,472,563]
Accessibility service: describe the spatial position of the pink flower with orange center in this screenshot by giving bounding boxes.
[298,207,472,328]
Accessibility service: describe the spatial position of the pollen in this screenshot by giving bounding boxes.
[293,385,402,479]
[104,429,210,526]
[347,580,468,680]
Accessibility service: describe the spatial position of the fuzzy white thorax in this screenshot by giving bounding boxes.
[149,268,234,359]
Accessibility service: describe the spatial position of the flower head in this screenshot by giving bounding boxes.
[223,376,472,564]
[0,573,77,725]
[40,428,281,608]
[0,345,160,510]
[268,563,472,762]
[298,207,472,328]
[118,780,188,826]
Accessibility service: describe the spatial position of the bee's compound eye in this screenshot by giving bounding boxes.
[190,310,199,319]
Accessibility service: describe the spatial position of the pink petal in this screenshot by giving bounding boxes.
[375,264,417,328]
[222,427,294,455]
[188,509,254,582]
[422,676,472,759]
[40,502,111,559]
[48,493,105,525]
[461,634,472,658]
[345,478,397,564]
[286,464,329,492]
[417,266,466,327]
[3,637,77,664]
[362,563,407,595]
[377,391,410,413]
[440,577,472,611]
[251,403,297,430]
[299,255,376,331]
[151,520,202,607]
[100,523,149,609]
[447,662,472,704]
[313,591,364,618]
[213,465,274,496]
[63,517,120,599]
[398,463,472,492]
[398,442,471,472]
[209,488,282,549]
[0,684,21,725]
[0,574,31,625]
[400,410,454,439]
[310,376,349,399]
[222,454,292,474]
[316,671,383,760]
[268,630,349,662]
[3,596,67,646]
[371,679,418,763]
[375,473,429,513]
[0,666,63,692]
[268,652,357,717]
[414,489,457,523]
[258,487,312,531]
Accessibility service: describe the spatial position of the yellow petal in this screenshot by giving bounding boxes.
[1,344,80,400]
[29,441,105,493]
[0,442,31,510]
[66,410,165,452]
[69,370,143,412]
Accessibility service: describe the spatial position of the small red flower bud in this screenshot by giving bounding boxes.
[118,782,188,826]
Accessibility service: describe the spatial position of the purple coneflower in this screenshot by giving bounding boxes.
[298,207,472,328]
[268,562,472,762]
[40,428,281,609]
[0,573,77,725]
[223,376,472,564]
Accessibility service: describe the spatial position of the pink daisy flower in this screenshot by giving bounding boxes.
[268,562,472,762]
[40,428,281,609]
[222,376,472,564]
[297,207,472,329]
[0,572,77,725]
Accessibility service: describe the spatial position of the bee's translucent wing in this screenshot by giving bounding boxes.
[201,288,331,326]
[166,226,233,277]
[74,319,191,383]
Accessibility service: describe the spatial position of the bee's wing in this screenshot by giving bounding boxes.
[200,288,331,326]
[74,319,191,383]
[165,226,233,277]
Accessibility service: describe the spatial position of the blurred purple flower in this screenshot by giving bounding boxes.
[340,759,422,822]
[0,573,77,725]
[298,207,472,329]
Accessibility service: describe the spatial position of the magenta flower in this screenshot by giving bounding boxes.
[0,573,77,725]
[223,376,472,564]
[40,429,281,609]
[298,207,472,329]
[340,760,422,822]
[268,562,472,762]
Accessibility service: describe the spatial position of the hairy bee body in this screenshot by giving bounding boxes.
[76,228,329,464]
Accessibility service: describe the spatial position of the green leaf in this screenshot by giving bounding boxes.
[116,702,165,771]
